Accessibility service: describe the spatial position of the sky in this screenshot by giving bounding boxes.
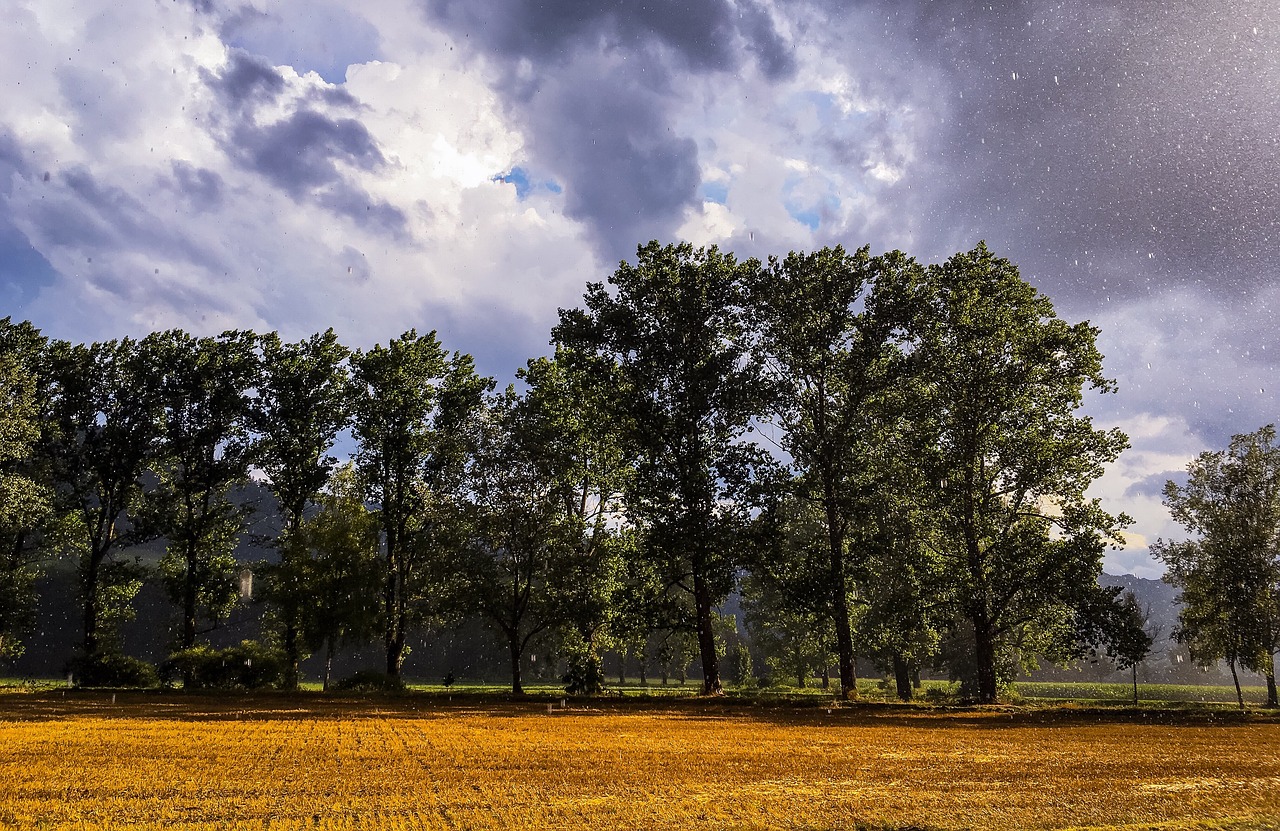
[4,0,1278,578]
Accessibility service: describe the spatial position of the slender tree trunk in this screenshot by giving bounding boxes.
[617,652,626,686]
[283,620,301,691]
[1229,658,1244,710]
[1132,664,1139,706]
[638,658,647,686]
[693,570,722,695]
[972,616,999,705]
[82,549,103,659]
[1265,652,1278,708]
[827,500,857,701]
[324,641,334,693]
[509,634,524,696]
[821,666,830,690]
[384,552,401,678]
[797,670,805,689]
[912,665,921,690]
[893,652,913,701]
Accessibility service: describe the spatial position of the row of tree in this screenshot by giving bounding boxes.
[0,241,1153,703]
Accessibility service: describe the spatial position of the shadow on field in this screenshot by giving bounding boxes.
[1,689,1277,729]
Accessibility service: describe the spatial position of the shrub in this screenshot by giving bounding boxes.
[332,670,407,693]
[563,653,606,695]
[72,652,159,688]
[167,641,285,690]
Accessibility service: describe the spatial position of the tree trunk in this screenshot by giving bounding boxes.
[892,652,913,701]
[1266,652,1278,708]
[82,549,103,659]
[509,633,524,696]
[324,642,334,693]
[638,659,647,686]
[1132,664,1139,706]
[1229,658,1244,710]
[282,620,301,691]
[827,502,857,701]
[384,556,401,678]
[821,666,830,690]
[797,670,806,689]
[693,570,722,695]
[617,652,626,686]
[972,617,999,705]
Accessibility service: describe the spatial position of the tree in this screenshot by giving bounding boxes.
[141,330,259,663]
[41,337,164,663]
[741,570,834,689]
[1107,591,1154,706]
[464,353,631,695]
[252,329,350,688]
[289,464,382,691]
[349,330,490,679]
[0,319,51,661]
[749,246,922,699]
[1154,425,1280,708]
[554,241,768,694]
[911,243,1130,704]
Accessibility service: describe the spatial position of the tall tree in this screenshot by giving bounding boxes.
[554,241,768,694]
[141,330,260,660]
[749,245,922,699]
[252,329,350,689]
[1154,425,1280,708]
[911,243,1130,704]
[349,330,489,679]
[464,354,631,695]
[0,319,51,661]
[291,464,383,691]
[42,337,164,663]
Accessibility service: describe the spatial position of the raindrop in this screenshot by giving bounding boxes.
[1054,76,1059,85]
[1011,71,1018,80]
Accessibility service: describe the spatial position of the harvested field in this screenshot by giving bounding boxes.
[1,693,1278,830]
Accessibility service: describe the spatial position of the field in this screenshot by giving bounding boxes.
[2,692,1279,830]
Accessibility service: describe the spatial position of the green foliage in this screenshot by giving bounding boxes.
[554,240,769,695]
[40,336,164,659]
[73,651,159,688]
[910,243,1130,703]
[270,464,383,686]
[1154,425,1280,706]
[140,330,259,651]
[0,318,52,662]
[166,641,285,690]
[349,330,491,677]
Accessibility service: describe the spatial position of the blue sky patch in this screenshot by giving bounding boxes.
[700,180,728,205]
[493,167,561,199]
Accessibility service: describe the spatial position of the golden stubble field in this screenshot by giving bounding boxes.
[1,693,1278,831]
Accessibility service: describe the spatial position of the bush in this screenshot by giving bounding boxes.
[72,652,159,688]
[331,670,407,693]
[166,641,285,690]
[563,653,606,695]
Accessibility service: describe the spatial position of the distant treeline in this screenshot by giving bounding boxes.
[2,240,1270,705]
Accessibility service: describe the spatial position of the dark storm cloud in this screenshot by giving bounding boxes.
[424,0,763,73]
[228,109,406,237]
[54,167,225,268]
[525,67,701,257]
[204,49,285,110]
[232,110,382,195]
[1124,469,1186,500]
[169,162,225,212]
[422,0,792,260]
[859,0,1280,307]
